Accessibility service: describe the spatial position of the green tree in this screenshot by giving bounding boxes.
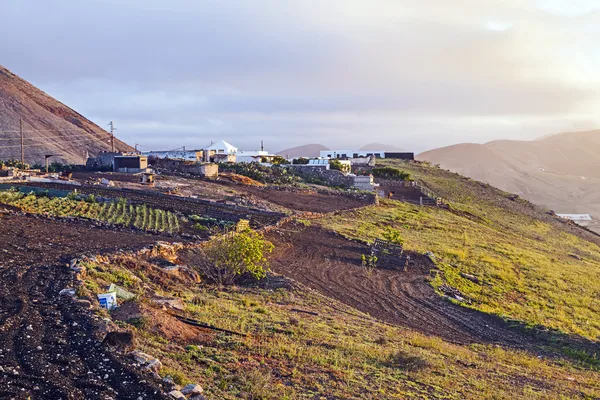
[382,227,404,246]
[195,229,274,286]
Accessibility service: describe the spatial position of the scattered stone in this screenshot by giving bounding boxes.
[168,390,186,399]
[59,288,76,297]
[150,296,185,311]
[181,384,203,396]
[460,273,480,284]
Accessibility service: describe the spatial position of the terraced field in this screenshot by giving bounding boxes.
[0,191,181,233]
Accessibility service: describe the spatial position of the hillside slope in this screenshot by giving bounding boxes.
[0,65,133,164]
[417,131,600,225]
[324,159,600,341]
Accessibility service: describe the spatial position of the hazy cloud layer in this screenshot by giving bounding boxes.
[1,0,599,152]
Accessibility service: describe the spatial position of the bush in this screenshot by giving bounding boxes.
[194,229,274,286]
[329,159,350,173]
[382,227,404,246]
[371,167,411,180]
[292,157,309,165]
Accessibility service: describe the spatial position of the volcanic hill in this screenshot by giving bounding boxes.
[0,65,133,164]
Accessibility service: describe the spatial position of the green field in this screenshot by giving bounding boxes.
[0,191,180,233]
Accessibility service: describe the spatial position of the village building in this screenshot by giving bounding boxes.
[143,150,203,162]
[113,155,148,173]
[319,150,414,160]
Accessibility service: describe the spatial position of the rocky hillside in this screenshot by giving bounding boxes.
[0,65,133,164]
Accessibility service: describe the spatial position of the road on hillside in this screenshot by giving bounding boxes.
[266,224,535,347]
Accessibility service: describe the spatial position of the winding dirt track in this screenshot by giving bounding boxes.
[0,213,167,399]
[267,225,533,346]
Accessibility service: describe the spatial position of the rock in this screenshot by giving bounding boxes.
[71,265,87,280]
[189,396,207,400]
[150,296,186,311]
[181,384,203,396]
[163,266,201,283]
[143,359,162,373]
[460,273,480,284]
[131,350,155,364]
[59,288,76,297]
[168,390,186,399]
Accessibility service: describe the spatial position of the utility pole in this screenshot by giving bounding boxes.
[20,118,24,168]
[108,121,116,152]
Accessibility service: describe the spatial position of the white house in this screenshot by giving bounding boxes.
[320,149,386,159]
[556,214,593,227]
[207,140,238,155]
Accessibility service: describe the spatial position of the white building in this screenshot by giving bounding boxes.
[320,149,386,159]
[556,214,593,227]
[143,150,202,161]
[206,140,238,155]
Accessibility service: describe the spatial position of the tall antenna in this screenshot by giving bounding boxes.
[261,140,264,152]
[108,121,116,152]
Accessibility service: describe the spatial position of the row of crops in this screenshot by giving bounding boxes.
[0,191,181,233]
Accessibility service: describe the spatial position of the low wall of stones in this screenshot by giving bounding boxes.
[18,182,287,227]
[290,166,355,188]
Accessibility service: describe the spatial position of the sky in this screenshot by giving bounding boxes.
[1,0,599,153]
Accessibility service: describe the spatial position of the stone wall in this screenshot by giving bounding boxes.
[150,158,219,178]
[290,166,355,187]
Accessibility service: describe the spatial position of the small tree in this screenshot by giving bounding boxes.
[195,229,274,286]
[382,227,404,246]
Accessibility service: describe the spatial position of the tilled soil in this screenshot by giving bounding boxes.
[0,213,168,399]
[218,184,372,213]
[266,225,535,346]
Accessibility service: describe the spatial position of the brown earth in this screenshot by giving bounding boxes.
[0,64,133,164]
[0,213,168,399]
[266,224,553,347]
[219,184,372,213]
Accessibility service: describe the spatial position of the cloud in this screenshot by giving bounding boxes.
[0,0,599,152]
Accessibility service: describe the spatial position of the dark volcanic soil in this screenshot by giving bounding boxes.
[219,184,372,213]
[0,213,167,399]
[266,224,534,346]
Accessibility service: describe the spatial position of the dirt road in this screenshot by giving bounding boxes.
[267,224,533,346]
[0,213,167,399]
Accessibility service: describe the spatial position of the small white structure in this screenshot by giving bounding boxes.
[556,214,593,227]
[207,140,238,155]
[236,150,278,163]
[307,159,330,169]
[320,149,386,159]
[353,175,379,191]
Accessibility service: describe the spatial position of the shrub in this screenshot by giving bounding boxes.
[372,167,411,180]
[194,229,274,286]
[382,227,404,246]
[329,159,350,173]
[292,157,309,165]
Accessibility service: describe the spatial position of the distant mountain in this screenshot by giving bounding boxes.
[418,130,600,226]
[277,144,328,158]
[360,143,405,151]
[0,65,133,164]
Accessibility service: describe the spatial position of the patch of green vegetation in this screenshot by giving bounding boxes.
[319,160,600,340]
[371,166,412,180]
[0,191,180,233]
